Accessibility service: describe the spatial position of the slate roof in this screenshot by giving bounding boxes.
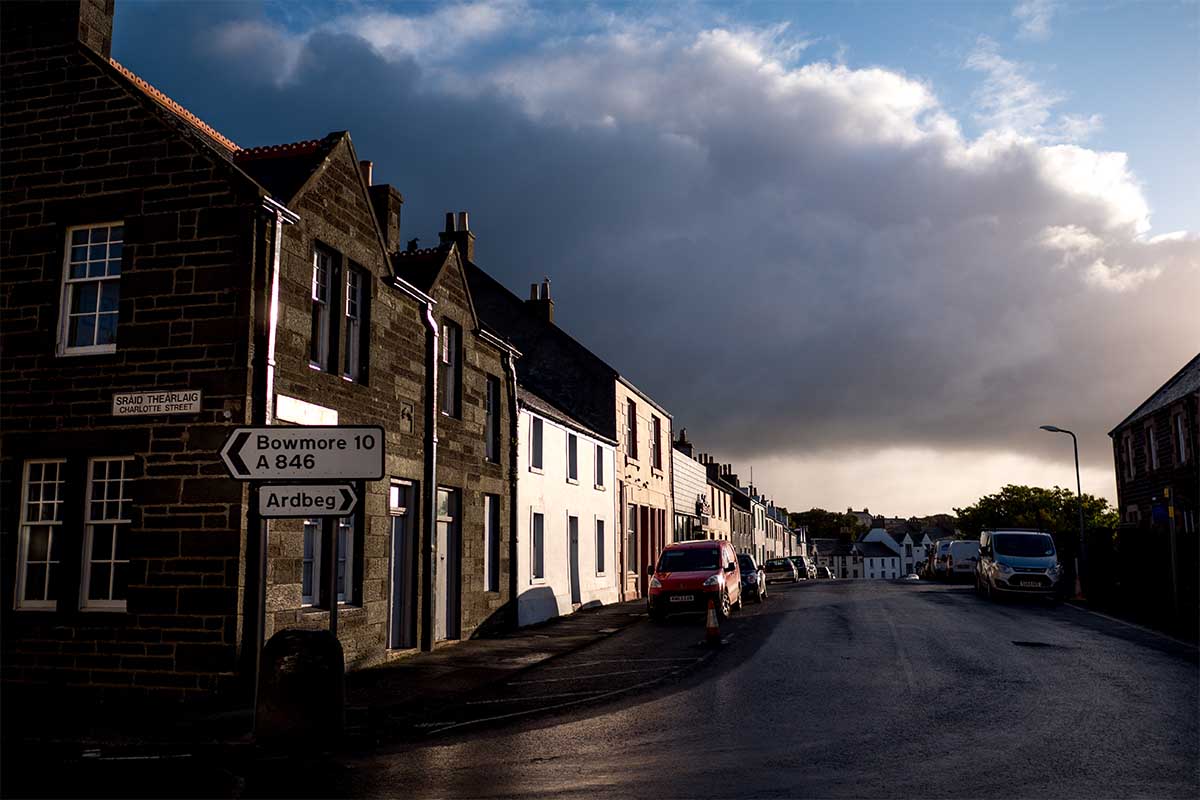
[234,134,344,203]
[464,262,619,440]
[856,542,899,560]
[1110,352,1200,435]
[517,386,615,445]
[393,245,454,295]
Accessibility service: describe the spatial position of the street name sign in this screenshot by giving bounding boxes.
[113,389,201,416]
[220,426,385,481]
[257,484,358,518]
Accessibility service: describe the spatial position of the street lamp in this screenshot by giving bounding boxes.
[1040,425,1085,598]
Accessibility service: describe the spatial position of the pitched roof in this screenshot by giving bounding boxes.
[394,245,454,294]
[465,262,619,439]
[518,387,615,445]
[1110,352,1200,435]
[109,58,239,155]
[857,542,898,560]
[233,135,345,203]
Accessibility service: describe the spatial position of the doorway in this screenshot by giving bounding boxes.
[568,515,581,605]
[435,488,461,641]
[389,481,416,649]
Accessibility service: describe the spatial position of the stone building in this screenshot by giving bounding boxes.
[615,378,673,599]
[0,1,514,718]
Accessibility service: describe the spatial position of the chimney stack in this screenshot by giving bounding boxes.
[359,160,373,186]
[3,0,115,59]
[369,181,403,256]
[526,277,554,324]
[439,210,475,263]
[674,428,693,457]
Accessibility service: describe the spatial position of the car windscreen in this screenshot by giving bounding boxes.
[993,533,1056,557]
[737,555,755,571]
[765,559,790,568]
[658,548,720,572]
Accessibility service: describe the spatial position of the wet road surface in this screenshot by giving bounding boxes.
[325,579,1199,799]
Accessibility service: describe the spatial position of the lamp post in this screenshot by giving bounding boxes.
[1040,425,1085,598]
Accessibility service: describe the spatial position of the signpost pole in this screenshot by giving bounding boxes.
[250,482,266,734]
[325,516,338,637]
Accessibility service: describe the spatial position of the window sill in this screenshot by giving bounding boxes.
[594,484,606,492]
[529,466,544,475]
[80,603,127,613]
[651,467,664,478]
[566,478,579,486]
[58,345,117,358]
[625,456,639,466]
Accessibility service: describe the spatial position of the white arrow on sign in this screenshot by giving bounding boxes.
[220,426,384,481]
[258,484,358,518]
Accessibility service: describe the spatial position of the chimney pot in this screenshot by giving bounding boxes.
[444,212,456,233]
[458,211,469,231]
[530,283,539,300]
[359,160,373,186]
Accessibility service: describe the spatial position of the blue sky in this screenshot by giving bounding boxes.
[111,0,1199,514]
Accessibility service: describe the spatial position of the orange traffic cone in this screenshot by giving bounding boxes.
[705,598,721,647]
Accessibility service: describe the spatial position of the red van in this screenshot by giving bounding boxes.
[647,540,742,621]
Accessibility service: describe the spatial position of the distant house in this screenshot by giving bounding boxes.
[1108,352,1199,627]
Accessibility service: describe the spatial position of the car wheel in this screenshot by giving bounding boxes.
[718,591,731,620]
[733,587,743,611]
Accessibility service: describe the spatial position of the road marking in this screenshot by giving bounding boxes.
[541,657,700,671]
[1063,602,1199,650]
[509,666,684,685]
[425,653,714,736]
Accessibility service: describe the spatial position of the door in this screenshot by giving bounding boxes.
[569,515,581,605]
[639,505,652,598]
[389,483,416,649]
[436,488,461,641]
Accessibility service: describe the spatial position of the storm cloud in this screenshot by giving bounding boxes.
[114,1,1199,511]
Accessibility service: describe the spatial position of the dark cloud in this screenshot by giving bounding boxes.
[112,2,1199,495]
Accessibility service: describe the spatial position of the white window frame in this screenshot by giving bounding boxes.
[1145,424,1159,470]
[595,517,606,576]
[302,517,355,607]
[595,445,605,490]
[626,400,638,461]
[1174,412,1189,464]
[530,415,544,472]
[342,266,363,382]
[485,375,501,464]
[440,319,461,417]
[15,459,67,610]
[484,494,500,593]
[58,222,123,356]
[1122,430,1135,480]
[531,510,546,582]
[80,456,133,611]
[302,519,318,607]
[310,248,334,370]
[626,503,639,575]
[567,433,579,484]
[650,415,662,470]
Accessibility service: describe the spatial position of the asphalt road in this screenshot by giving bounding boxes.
[324,579,1199,799]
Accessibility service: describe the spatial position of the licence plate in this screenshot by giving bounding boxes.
[669,594,694,603]
[1018,579,1041,587]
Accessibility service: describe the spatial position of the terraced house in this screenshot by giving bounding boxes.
[0,0,514,722]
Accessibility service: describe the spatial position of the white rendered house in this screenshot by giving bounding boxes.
[516,390,618,625]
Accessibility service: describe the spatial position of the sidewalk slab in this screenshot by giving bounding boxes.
[344,600,646,734]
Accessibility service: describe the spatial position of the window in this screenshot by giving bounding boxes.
[627,504,638,574]
[596,519,606,574]
[1145,424,1159,470]
[905,544,913,557]
[1121,430,1135,480]
[16,460,66,609]
[60,223,122,355]
[302,520,317,606]
[626,400,638,459]
[484,494,500,592]
[310,248,335,370]
[595,445,605,488]
[530,416,544,470]
[567,434,578,482]
[651,415,662,469]
[439,319,461,417]
[1174,412,1190,464]
[81,457,131,609]
[531,512,545,580]
[485,375,501,463]
[302,517,355,606]
[342,266,368,383]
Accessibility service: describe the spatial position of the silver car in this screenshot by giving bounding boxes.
[975,529,1064,600]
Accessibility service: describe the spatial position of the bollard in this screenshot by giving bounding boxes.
[256,629,345,752]
[705,598,721,647]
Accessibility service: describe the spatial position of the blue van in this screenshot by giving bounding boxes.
[976,529,1064,600]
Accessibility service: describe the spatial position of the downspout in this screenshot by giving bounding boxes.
[504,352,519,630]
[420,301,439,652]
[262,196,299,425]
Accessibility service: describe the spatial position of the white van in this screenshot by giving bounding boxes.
[946,540,980,582]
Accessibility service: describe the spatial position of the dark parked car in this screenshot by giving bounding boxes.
[738,553,768,603]
[786,556,809,580]
[763,557,798,583]
[816,565,833,579]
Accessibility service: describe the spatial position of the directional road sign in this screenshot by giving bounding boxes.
[220,425,385,481]
[258,484,358,518]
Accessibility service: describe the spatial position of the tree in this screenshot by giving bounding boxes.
[789,508,867,542]
[953,485,1118,545]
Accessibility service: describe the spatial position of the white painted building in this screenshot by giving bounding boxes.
[862,526,933,575]
[672,445,710,541]
[516,390,618,626]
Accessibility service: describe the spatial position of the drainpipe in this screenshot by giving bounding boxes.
[248,197,297,724]
[420,301,439,652]
[503,351,519,630]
